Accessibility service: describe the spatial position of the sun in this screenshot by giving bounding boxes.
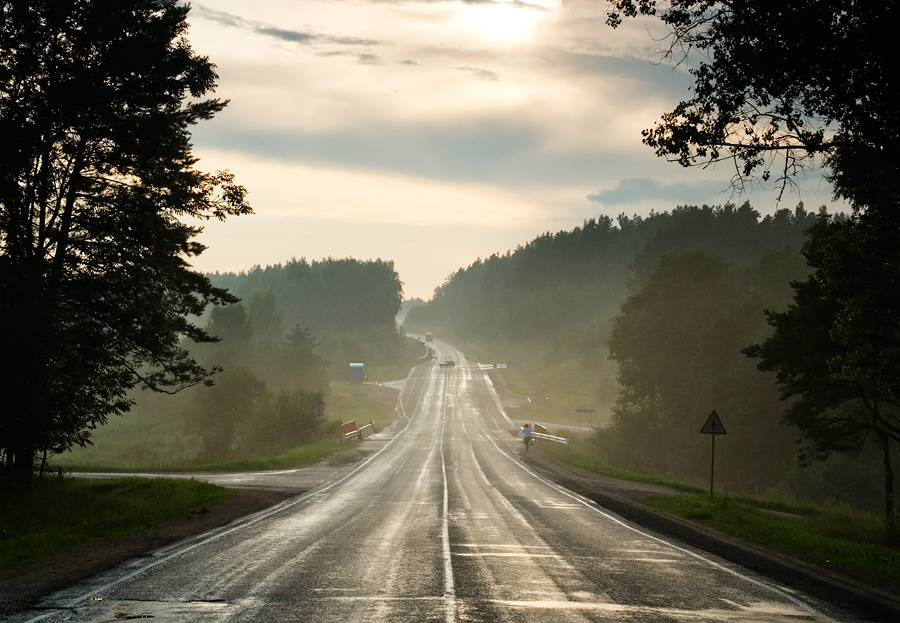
[464,2,537,42]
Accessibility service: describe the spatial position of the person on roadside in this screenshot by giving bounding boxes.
[522,423,532,452]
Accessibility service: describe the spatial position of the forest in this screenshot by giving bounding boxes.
[405,203,896,515]
[62,257,408,464]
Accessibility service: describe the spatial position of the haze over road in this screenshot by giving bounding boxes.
[8,340,868,622]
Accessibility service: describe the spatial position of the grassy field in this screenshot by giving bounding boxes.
[0,477,230,571]
[4,372,406,571]
[497,365,613,430]
[538,433,900,588]
[57,370,403,473]
[647,494,900,588]
[363,336,430,382]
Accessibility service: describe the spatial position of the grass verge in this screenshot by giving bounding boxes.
[539,434,704,494]
[0,477,231,571]
[536,433,900,588]
[646,494,900,588]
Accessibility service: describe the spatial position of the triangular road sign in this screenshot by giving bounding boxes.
[700,410,726,435]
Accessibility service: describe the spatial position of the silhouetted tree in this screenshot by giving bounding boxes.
[745,215,900,542]
[0,0,251,483]
[606,1,899,212]
[606,249,804,488]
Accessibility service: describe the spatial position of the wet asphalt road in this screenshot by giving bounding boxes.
[6,341,873,622]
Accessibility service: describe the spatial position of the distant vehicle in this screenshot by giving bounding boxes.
[439,359,455,368]
[425,332,433,342]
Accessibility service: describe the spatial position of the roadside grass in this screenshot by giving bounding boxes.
[537,433,900,588]
[539,435,704,494]
[0,477,230,571]
[496,361,614,430]
[647,494,900,588]
[363,337,428,382]
[58,379,400,473]
[6,373,405,570]
[181,435,349,471]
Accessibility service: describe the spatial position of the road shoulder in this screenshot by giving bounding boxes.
[521,448,900,623]
[0,488,296,616]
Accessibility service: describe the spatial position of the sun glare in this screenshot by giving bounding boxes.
[464,2,537,42]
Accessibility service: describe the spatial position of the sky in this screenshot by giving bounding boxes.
[182,0,840,301]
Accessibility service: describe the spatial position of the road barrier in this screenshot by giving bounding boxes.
[519,426,569,447]
[358,420,375,440]
[341,419,376,442]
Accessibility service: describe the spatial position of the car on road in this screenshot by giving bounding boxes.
[439,359,455,368]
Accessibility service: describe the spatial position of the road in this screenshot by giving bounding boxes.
[7,340,870,622]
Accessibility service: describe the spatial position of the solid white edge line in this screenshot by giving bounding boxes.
[23,381,424,623]
[440,383,457,623]
[482,430,837,622]
[474,372,837,622]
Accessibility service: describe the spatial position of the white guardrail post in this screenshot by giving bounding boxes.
[358,420,375,440]
[519,427,569,447]
[342,419,376,442]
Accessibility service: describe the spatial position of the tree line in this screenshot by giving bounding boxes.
[605,0,900,541]
[405,203,900,520]
[406,203,816,346]
[181,258,405,458]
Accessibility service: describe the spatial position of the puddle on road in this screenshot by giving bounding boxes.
[57,599,242,622]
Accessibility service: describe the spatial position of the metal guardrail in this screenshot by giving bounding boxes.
[519,427,569,447]
[358,421,375,439]
[341,419,375,442]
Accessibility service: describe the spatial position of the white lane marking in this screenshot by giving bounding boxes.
[22,380,428,623]
[481,429,836,622]
[471,372,838,622]
[440,376,457,623]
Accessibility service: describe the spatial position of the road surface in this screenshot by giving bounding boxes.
[6,340,870,622]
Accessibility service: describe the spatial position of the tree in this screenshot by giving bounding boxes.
[189,367,265,458]
[240,386,326,454]
[606,1,899,210]
[276,324,329,393]
[609,0,900,539]
[605,249,803,488]
[0,0,252,483]
[745,215,900,541]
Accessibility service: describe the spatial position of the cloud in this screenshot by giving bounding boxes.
[193,4,379,48]
[192,118,641,189]
[587,178,732,206]
[455,66,500,81]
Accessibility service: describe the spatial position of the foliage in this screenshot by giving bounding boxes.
[0,477,230,570]
[0,0,251,483]
[407,204,814,343]
[206,257,406,376]
[607,2,900,528]
[604,248,809,490]
[646,494,900,587]
[745,214,900,539]
[187,367,266,458]
[239,387,327,454]
[606,1,899,211]
[209,257,403,334]
[407,203,817,433]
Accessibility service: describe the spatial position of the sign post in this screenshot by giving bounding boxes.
[575,408,596,430]
[700,410,726,499]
